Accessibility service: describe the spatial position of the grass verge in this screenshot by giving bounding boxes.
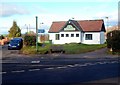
[63,43,107,54]
[21,43,107,54]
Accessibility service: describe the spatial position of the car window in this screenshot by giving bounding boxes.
[10,40,20,43]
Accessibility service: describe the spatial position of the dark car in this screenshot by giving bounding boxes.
[8,38,23,50]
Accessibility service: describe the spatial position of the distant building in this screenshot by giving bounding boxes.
[48,19,106,44]
[38,29,49,43]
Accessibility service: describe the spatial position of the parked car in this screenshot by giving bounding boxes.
[8,38,23,50]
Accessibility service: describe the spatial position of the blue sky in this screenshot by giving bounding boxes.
[0,0,119,34]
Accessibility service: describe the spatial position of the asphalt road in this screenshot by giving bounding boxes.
[2,58,120,84]
[1,45,120,85]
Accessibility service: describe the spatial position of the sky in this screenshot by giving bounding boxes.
[0,0,119,34]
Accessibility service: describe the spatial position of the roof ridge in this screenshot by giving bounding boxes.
[52,19,103,23]
[77,19,103,21]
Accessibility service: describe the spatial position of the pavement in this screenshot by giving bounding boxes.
[1,45,119,63]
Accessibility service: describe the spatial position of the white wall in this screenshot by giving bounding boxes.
[49,32,81,44]
[49,31,105,44]
[82,32,101,44]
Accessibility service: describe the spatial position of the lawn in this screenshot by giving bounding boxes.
[63,43,107,54]
[21,43,107,54]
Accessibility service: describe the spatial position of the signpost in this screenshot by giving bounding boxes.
[36,16,38,52]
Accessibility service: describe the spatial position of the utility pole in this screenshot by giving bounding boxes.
[36,16,38,52]
[105,17,109,30]
[25,24,28,33]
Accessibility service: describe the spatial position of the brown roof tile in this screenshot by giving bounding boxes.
[49,19,105,32]
[49,21,66,33]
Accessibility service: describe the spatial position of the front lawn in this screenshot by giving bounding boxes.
[63,43,107,54]
[21,43,107,54]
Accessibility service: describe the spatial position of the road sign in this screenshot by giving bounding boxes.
[38,29,45,33]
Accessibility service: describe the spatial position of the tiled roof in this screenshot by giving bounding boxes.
[49,21,66,33]
[49,19,105,33]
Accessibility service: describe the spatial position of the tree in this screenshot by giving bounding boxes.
[8,21,21,38]
[0,35,4,40]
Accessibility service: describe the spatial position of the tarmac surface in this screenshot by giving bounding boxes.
[0,45,120,84]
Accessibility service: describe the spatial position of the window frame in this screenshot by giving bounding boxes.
[85,34,92,40]
[71,34,74,37]
[66,34,69,37]
[55,34,60,40]
[76,34,79,37]
[61,34,64,37]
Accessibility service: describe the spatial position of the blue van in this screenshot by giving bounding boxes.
[8,38,23,50]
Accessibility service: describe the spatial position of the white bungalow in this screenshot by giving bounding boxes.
[48,19,106,44]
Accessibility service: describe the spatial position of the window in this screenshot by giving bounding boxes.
[56,34,60,40]
[85,34,92,40]
[76,34,79,37]
[71,34,74,37]
[61,34,64,37]
[66,34,69,37]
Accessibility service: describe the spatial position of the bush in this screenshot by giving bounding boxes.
[0,35,4,40]
[106,30,120,52]
[24,34,36,46]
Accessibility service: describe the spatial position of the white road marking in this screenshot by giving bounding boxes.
[87,63,97,65]
[111,61,118,63]
[95,62,103,64]
[67,65,75,67]
[31,61,40,63]
[98,62,106,64]
[45,67,54,70]
[56,66,67,69]
[74,64,79,66]
[0,72,7,74]
[29,69,40,71]
[12,70,25,73]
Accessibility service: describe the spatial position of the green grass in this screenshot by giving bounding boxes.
[63,43,107,54]
[21,43,51,54]
[21,43,107,54]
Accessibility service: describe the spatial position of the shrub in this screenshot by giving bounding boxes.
[24,34,36,46]
[106,30,120,52]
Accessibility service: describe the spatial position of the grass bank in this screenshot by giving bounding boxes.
[21,43,107,54]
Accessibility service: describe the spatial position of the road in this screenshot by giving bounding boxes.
[1,45,120,85]
[2,58,120,84]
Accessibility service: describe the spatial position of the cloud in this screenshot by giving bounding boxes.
[94,10,118,25]
[0,4,30,17]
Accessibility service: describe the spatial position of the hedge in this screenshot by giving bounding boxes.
[24,34,36,46]
[106,30,120,52]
